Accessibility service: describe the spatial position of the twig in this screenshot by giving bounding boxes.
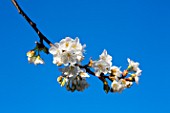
[11,0,53,46]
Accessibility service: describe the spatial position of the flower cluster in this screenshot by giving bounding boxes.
[26,41,49,65]
[49,37,89,92]
[91,50,112,76]
[27,50,44,65]
[57,65,89,92]
[49,37,86,66]
[26,37,142,93]
[90,50,142,93]
[127,58,142,84]
[109,58,142,93]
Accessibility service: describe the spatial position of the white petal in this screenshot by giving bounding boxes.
[135,76,139,84]
[127,58,131,63]
[80,72,90,78]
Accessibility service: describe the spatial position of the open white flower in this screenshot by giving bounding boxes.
[27,54,44,65]
[100,49,112,66]
[92,60,111,76]
[60,50,77,66]
[49,43,61,55]
[34,56,44,65]
[136,68,142,76]
[59,37,73,51]
[59,65,81,78]
[127,58,140,71]
[80,72,90,78]
[111,80,124,93]
[52,54,62,66]
[110,66,122,78]
[49,43,63,65]
[70,37,86,51]
[49,37,85,66]
[131,68,142,84]
[120,79,133,88]
[28,56,36,63]
[125,81,133,88]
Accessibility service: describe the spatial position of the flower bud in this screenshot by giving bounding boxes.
[27,50,35,57]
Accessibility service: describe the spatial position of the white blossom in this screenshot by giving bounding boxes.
[59,37,73,51]
[111,80,124,93]
[100,49,112,66]
[92,60,111,76]
[49,37,85,66]
[120,79,133,88]
[92,50,112,76]
[27,49,44,65]
[59,65,81,78]
[49,43,61,55]
[125,81,133,88]
[127,58,140,71]
[58,64,90,91]
[70,37,86,52]
[110,66,122,78]
[80,72,90,78]
[132,68,142,84]
[28,56,36,63]
[60,50,77,66]
[34,56,44,65]
[52,54,62,66]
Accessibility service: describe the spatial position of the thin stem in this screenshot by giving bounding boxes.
[11,0,53,46]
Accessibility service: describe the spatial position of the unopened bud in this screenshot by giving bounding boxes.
[122,70,128,77]
[57,76,63,83]
[26,50,35,57]
[88,59,93,67]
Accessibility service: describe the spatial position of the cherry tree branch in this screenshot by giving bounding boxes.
[12,0,136,93]
[11,0,53,46]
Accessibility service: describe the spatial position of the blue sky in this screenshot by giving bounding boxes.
[0,0,170,113]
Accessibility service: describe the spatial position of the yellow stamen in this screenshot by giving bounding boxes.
[65,42,69,48]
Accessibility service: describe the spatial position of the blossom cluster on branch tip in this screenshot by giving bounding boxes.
[27,50,44,65]
[92,49,112,77]
[26,37,142,93]
[109,58,142,93]
[26,41,49,65]
[89,50,142,93]
[49,37,86,66]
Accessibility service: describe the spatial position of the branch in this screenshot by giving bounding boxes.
[11,0,53,46]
